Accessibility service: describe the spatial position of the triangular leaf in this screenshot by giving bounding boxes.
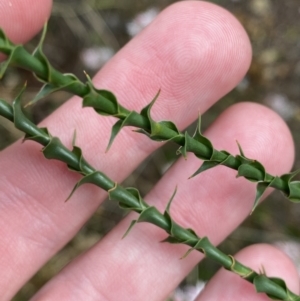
[236,140,245,157]
[252,182,269,214]
[160,236,181,244]
[180,248,194,259]
[106,111,141,151]
[140,90,160,118]
[106,120,123,152]
[25,84,57,106]
[137,206,165,228]
[65,171,103,202]
[165,186,177,213]
[237,161,266,182]
[288,181,300,202]
[189,161,219,178]
[83,82,120,117]
[254,275,288,300]
[0,46,24,79]
[72,130,77,147]
[122,220,137,238]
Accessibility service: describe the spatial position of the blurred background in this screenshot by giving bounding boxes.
[0,0,299,300]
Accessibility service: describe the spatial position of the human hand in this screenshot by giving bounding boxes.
[0,1,299,300]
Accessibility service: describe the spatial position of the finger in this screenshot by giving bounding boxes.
[0,1,252,298]
[0,0,52,44]
[31,102,295,301]
[196,244,299,301]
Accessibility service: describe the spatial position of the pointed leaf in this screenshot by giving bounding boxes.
[236,140,245,157]
[189,150,233,179]
[0,46,24,78]
[137,206,168,229]
[122,220,137,238]
[160,236,181,244]
[106,111,141,151]
[280,170,300,182]
[165,186,177,213]
[194,114,202,135]
[65,171,104,201]
[140,90,160,118]
[288,181,300,202]
[26,73,82,106]
[83,83,120,117]
[72,130,77,147]
[252,182,269,214]
[177,132,190,159]
[254,275,288,300]
[125,187,148,209]
[66,146,84,173]
[237,161,266,182]
[180,248,194,259]
[189,161,219,178]
[106,120,123,152]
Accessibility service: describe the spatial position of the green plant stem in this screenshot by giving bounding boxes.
[0,29,299,210]
[0,94,299,301]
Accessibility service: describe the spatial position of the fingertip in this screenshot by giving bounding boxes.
[207,102,295,175]
[94,0,252,122]
[197,244,299,301]
[236,244,300,295]
[162,0,253,95]
[0,0,53,43]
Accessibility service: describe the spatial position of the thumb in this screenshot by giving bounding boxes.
[0,0,52,44]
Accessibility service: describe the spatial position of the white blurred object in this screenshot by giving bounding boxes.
[263,93,298,121]
[274,241,300,275]
[249,0,272,16]
[126,8,159,37]
[171,281,205,301]
[80,46,115,70]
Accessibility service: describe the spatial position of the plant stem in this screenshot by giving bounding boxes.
[0,29,299,210]
[0,94,299,301]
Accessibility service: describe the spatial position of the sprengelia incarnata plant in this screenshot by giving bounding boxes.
[0,20,300,301]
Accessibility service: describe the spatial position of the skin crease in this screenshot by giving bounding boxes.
[0,1,298,300]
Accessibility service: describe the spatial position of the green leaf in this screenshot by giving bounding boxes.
[138,206,169,230]
[107,120,123,152]
[139,90,181,142]
[252,182,269,214]
[189,150,232,179]
[31,24,52,83]
[254,275,288,300]
[288,181,300,202]
[66,146,84,173]
[189,160,219,178]
[140,90,160,118]
[83,83,120,117]
[0,46,25,79]
[237,161,266,182]
[160,236,181,244]
[164,186,177,213]
[65,171,104,201]
[178,116,213,160]
[236,140,245,157]
[25,74,80,106]
[150,120,181,141]
[180,247,194,259]
[125,187,148,210]
[106,111,141,151]
[122,220,137,238]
